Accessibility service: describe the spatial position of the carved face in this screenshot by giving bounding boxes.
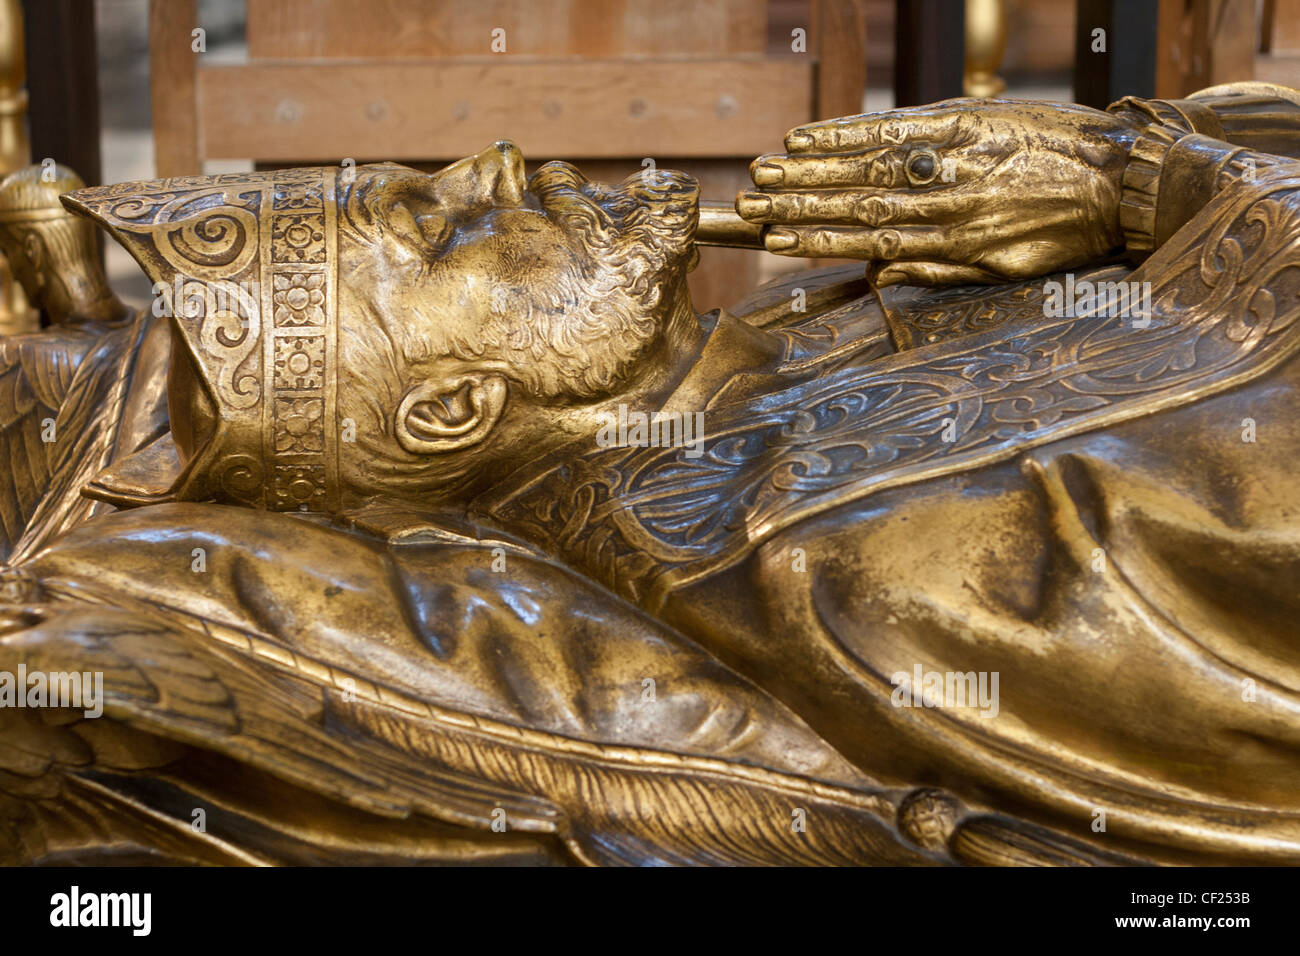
[334,143,700,498]
[0,164,91,317]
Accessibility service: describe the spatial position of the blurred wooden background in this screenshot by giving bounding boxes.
[14,0,1300,309]
[150,0,870,308]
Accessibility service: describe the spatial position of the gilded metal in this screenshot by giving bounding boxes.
[963,0,1007,98]
[695,199,764,248]
[3,85,1300,865]
[0,0,35,335]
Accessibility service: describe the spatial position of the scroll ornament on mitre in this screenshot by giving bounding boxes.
[62,168,343,513]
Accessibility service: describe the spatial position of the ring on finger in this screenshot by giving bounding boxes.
[904,148,942,187]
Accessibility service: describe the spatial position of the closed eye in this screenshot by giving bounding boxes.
[415,212,454,250]
[387,196,456,256]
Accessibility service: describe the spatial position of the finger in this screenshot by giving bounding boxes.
[737,188,977,227]
[737,190,860,224]
[751,145,973,190]
[763,225,949,260]
[872,261,1003,288]
[751,148,907,189]
[784,108,966,153]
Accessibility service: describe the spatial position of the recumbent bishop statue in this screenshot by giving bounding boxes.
[2,83,1300,866]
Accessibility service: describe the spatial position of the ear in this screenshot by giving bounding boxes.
[394,372,508,454]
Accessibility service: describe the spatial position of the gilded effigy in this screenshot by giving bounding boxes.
[2,84,1300,865]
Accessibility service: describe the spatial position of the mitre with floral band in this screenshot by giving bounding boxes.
[62,167,343,513]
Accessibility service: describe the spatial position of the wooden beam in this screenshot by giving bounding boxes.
[812,0,868,122]
[1191,0,1256,89]
[196,57,812,162]
[1155,0,1185,99]
[150,0,199,177]
[1155,0,1260,100]
[246,0,768,59]
[1271,0,1300,50]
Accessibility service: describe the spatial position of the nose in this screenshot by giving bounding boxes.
[437,141,526,210]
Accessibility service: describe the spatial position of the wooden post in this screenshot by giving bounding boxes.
[1074,0,1159,109]
[150,0,200,177]
[812,0,868,122]
[22,0,101,185]
[894,0,965,108]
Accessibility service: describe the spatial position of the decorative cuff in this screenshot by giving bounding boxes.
[1109,96,1246,260]
[1117,124,1180,259]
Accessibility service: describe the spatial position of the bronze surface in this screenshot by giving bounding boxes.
[2,85,1300,865]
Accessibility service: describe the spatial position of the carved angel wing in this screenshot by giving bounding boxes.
[1,500,1135,867]
[0,599,572,865]
[0,313,161,567]
[0,329,95,562]
[1,587,1139,867]
[0,570,929,866]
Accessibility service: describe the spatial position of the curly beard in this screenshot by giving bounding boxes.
[334,161,699,501]
[508,161,698,400]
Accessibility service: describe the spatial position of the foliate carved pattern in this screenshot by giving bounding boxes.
[272,272,326,327]
[771,293,894,371]
[210,172,276,186]
[273,168,326,184]
[273,397,324,454]
[273,336,325,390]
[64,167,339,513]
[98,189,262,279]
[70,187,264,413]
[486,171,1300,609]
[174,278,261,409]
[272,213,326,263]
[889,265,1131,348]
[264,169,334,512]
[272,181,324,211]
[271,463,327,511]
[210,454,264,507]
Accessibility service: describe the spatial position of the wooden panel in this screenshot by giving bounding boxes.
[1200,0,1257,86]
[1268,0,1300,51]
[812,0,868,121]
[246,0,767,59]
[149,0,199,177]
[1000,0,1074,74]
[196,57,812,162]
[1156,0,1257,99]
[1155,0,1185,99]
